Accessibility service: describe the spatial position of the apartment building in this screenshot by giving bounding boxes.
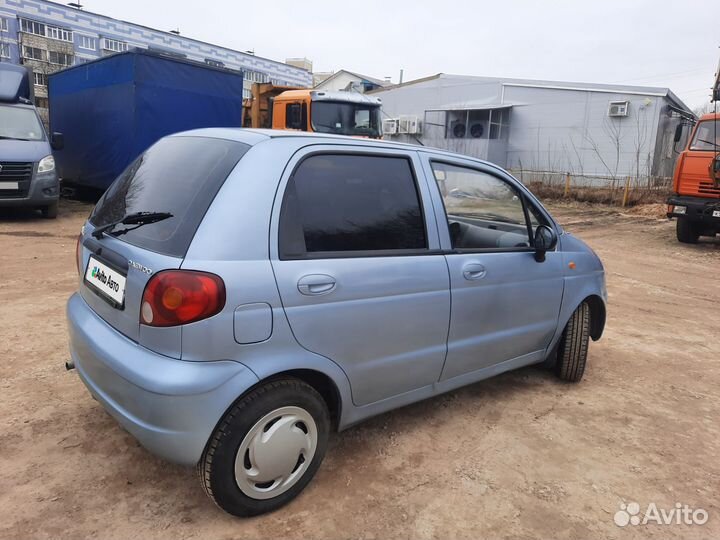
[0,0,312,122]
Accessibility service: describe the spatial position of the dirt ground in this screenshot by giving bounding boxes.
[0,200,718,540]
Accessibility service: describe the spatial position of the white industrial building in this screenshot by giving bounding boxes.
[314,69,388,94]
[373,74,695,179]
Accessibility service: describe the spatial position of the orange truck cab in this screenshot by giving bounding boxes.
[271,90,382,138]
[667,111,720,243]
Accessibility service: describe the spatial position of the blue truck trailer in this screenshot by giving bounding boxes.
[49,49,244,191]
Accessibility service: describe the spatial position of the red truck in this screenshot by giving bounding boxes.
[666,70,720,243]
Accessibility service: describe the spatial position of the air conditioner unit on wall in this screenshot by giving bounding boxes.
[382,118,398,135]
[608,101,629,117]
[399,115,420,134]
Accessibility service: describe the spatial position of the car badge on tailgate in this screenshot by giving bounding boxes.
[128,260,153,275]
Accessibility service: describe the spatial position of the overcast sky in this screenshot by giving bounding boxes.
[87,0,719,110]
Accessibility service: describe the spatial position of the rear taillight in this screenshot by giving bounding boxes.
[140,270,225,327]
[75,233,83,276]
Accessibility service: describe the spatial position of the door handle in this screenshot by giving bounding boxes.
[297,274,337,296]
[462,263,487,280]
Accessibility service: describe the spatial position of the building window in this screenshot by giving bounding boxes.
[20,18,73,41]
[78,35,97,50]
[488,108,508,139]
[48,51,73,66]
[46,25,73,42]
[608,101,629,117]
[0,43,10,58]
[33,72,48,86]
[245,70,269,84]
[102,38,128,53]
[1,17,8,32]
[23,46,44,61]
[20,19,46,37]
[205,58,224,68]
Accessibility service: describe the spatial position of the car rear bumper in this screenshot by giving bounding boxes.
[66,292,259,465]
[667,194,720,226]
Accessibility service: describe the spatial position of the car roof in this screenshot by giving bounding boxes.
[0,101,37,111]
[171,127,495,165]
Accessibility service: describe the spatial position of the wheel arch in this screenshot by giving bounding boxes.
[263,369,342,431]
[584,294,606,341]
[559,294,605,341]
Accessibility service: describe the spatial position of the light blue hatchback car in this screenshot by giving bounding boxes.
[67,129,606,516]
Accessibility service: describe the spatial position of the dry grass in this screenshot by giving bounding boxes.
[525,181,669,207]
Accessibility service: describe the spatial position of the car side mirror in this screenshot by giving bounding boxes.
[51,132,64,151]
[533,225,558,262]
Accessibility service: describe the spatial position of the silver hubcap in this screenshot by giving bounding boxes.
[234,406,317,500]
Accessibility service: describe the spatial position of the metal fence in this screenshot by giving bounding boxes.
[509,169,672,206]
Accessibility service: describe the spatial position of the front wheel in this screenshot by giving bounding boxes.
[198,379,330,517]
[676,218,699,244]
[556,302,590,382]
[41,201,58,219]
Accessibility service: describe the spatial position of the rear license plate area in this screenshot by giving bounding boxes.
[84,255,127,308]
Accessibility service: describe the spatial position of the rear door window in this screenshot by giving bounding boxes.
[279,153,427,258]
[90,136,249,257]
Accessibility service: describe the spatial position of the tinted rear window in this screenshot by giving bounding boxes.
[279,154,427,257]
[90,136,249,257]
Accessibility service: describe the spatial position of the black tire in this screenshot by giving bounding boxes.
[676,218,699,244]
[198,379,330,517]
[556,302,590,382]
[41,202,59,219]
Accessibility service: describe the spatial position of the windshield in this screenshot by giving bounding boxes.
[689,120,720,151]
[0,104,45,141]
[311,101,381,137]
[90,136,249,257]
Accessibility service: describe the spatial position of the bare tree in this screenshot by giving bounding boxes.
[631,105,651,185]
[583,116,624,182]
[693,102,716,117]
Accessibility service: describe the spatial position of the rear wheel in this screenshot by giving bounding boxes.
[556,302,590,382]
[676,218,699,243]
[41,202,58,219]
[198,379,330,517]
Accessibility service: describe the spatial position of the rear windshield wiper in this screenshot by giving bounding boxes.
[0,136,31,141]
[92,211,173,238]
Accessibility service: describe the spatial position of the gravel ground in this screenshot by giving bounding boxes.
[0,200,718,540]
